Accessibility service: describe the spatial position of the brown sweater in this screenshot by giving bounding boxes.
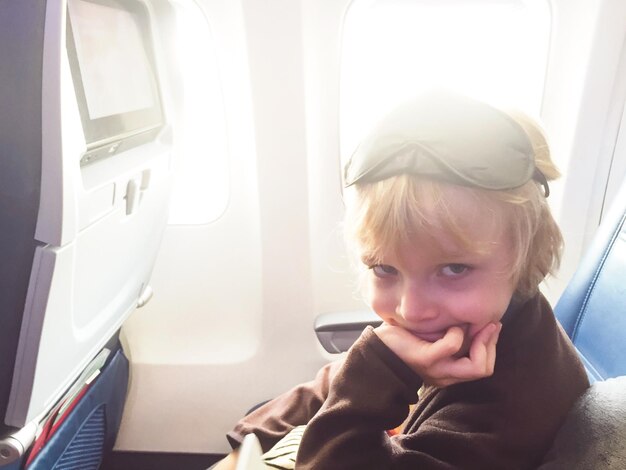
[227,294,589,469]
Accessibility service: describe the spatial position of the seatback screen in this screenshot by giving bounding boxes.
[67,0,164,162]
[68,0,157,120]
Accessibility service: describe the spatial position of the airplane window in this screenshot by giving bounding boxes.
[168,2,229,225]
[340,0,551,160]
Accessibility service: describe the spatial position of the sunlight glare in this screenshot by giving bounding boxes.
[340,0,551,159]
[168,2,229,225]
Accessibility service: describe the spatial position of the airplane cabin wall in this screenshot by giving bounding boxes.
[118,0,354,454]
[541,0,626,300]
[115,0,626,455]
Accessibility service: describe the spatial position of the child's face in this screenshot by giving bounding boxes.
[363,193,516,350]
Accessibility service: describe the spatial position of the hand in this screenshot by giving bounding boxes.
[374,322,502,387]
[211,449,239,470]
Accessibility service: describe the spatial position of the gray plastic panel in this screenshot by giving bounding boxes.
[314,310,382,353]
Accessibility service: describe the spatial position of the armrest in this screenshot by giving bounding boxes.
[314,310,382,353]
[539,376,626,468]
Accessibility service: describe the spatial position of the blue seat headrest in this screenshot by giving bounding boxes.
[554,177,626,382]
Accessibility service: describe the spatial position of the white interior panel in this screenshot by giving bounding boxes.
[117,0,337,453]
[302,0,361,316]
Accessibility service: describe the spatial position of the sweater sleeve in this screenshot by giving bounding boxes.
[296,326,426,469]
[226,358,342,452]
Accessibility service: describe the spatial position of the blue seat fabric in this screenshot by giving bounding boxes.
[554,177,626,382]
[27,347,129,470]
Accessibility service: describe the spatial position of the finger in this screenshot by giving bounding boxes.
[423,323,502,385]
[438,324,497,380]
[426,356,484,385]
[470,322,501,376]
[420,326,465,364]
[485,322,503,374]
[468,324,493,367]
[472,322,499,346]
[473,323,500,370]
[374,324,460,368]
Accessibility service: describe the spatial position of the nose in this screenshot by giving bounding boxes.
[397,281,438,323]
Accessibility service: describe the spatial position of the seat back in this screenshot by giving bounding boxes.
[0,0,45,441]
[0,1,173,468]
[554,176,626,383]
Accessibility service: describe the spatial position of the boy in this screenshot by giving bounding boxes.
[215,92,589,469]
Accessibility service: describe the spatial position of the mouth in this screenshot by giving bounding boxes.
[408,330,448,342]
[407,323,472,344]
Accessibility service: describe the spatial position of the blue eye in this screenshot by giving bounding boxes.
[371,264,398,277]
[441,264,470,276]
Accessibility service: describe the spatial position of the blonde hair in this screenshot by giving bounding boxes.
[344,112,562,299]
